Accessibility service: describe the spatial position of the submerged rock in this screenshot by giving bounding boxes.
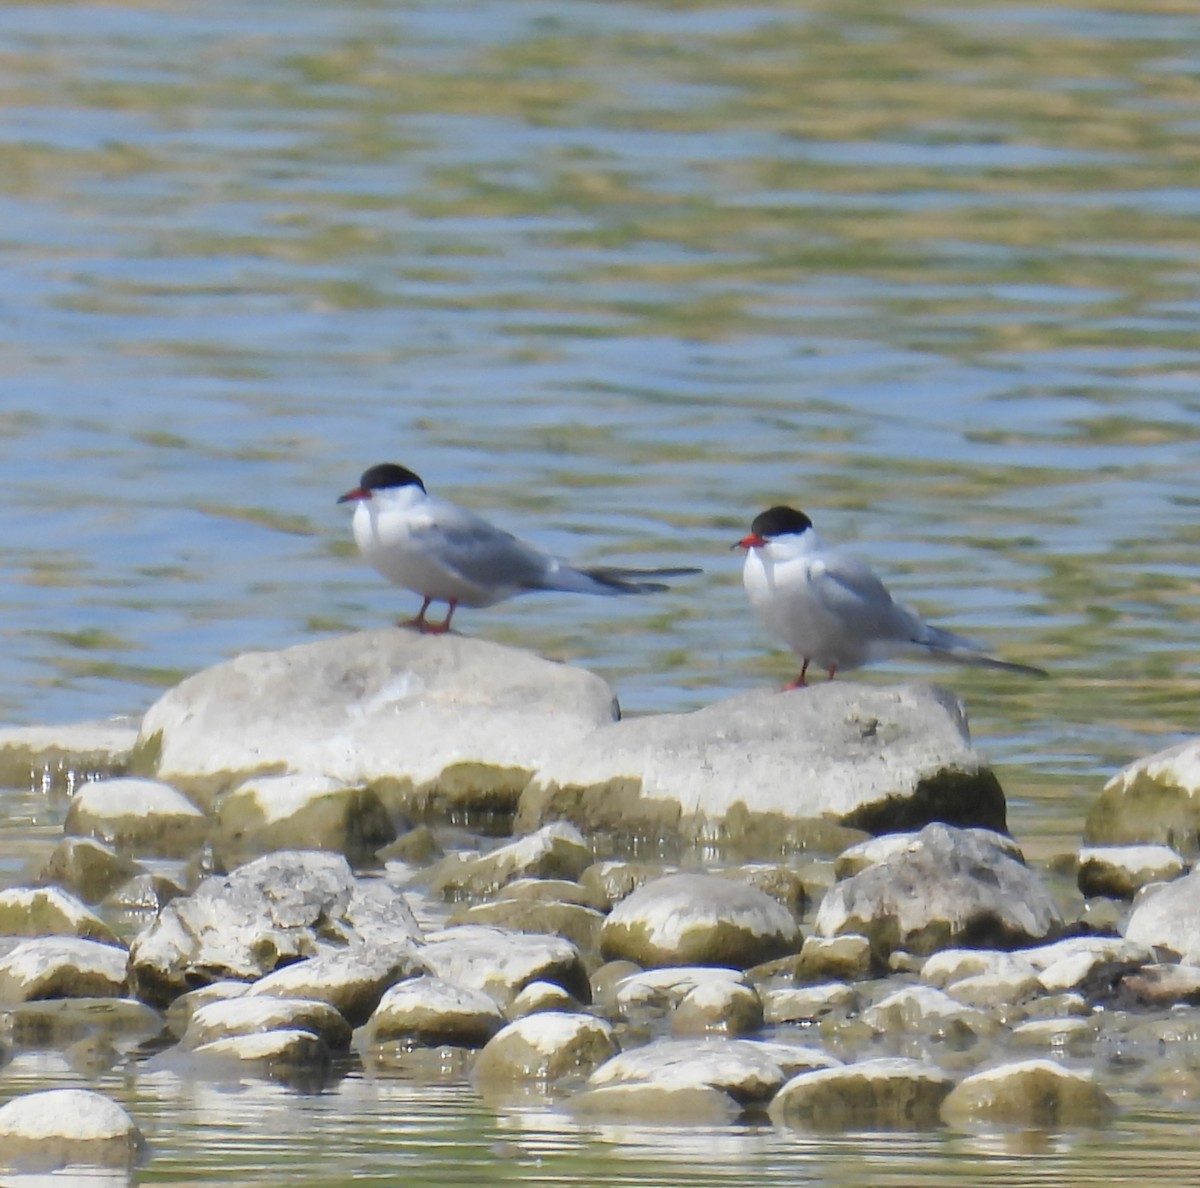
[432,822,592,900]
[0,719,137,793]
[213,773,396,868]
[769,1057,954,1130]
[517,683,1005,851]
[1084,740,1200,854]
[65,776,208,858]
[0,1087,145,1171]
[0,885,119,944]
[0,938,127,1003]
[1076,843,1185,900]
[180,995,352,1052]
[600,872,799,969]
[472,1012,617,1086]
[136,630,617,813]
[814,823,1063,961]
[940,1059,1113,1127]
[357,976,505,1049]
[566,1081,743,1125]
[39,837,144,905]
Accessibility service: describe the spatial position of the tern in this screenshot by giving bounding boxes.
[339,462,700,633]
[735,505,1046,687]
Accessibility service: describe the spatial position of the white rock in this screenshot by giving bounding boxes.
[0,937,127,1003]
[615,966,749,1018]
[920,948,1038,987]
[137,630,617,806]
[600,872,799,968]
[1022,936,1152,992]
[65,776,207,857]
[769,1057,953,1128]
[1077,844,1186,898]
[181,995,352,1051]
[359,975,505,1048]
[473,1012,617,1084]
[0,885,118,944]
[0,1088,144,1170]
[518,683,1004,843]
[0,719,138,792]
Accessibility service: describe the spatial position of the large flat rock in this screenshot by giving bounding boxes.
[136,630,618,812]
[517,683,1004,849]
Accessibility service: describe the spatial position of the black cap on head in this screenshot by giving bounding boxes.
[751,505,813,539]
[360,463,425,493]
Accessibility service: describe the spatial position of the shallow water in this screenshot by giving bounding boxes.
[3,0,1200,1178]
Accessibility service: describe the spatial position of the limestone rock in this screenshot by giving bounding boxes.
[448,899,605,954]
[671,976,764,1036]
[600,873,799,969]
[0,886,119,944]
[0,937,127,1003]
[213,773,396,868]
[472,1012,617,1086]
[245,944,425,1026]
[814,823,1063,961]
[769,1058,954,1129]
[38,837,143,904]
[862,985,999,1045]
[835,828,1022,881]
[432,822,592,900]
[0,1088,145,1171]
[794,934,873,983]
[188,1028,332,1082]
[136,630,618,812]
[940,1059,1113,1127]
[1077,844,1185,899]
[920,949,1039,988]
[517,683,1005,851]
[65,776,208,858]
[510,980,580,1017]
[0,719,137,793]
[127,850,418,1005]
[420,925,589,1007]
[1024,936,1152,994]
[181,995,352,1052]
[763,983,860,1024]
[357,976,505,1049]
[589,1037,838,1103]
[614,966,752,1023]
[1084,739,1200,853]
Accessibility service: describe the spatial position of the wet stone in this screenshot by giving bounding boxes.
[0,885,119,945]
[1023,936,1153,994]
[600,872,799,969]
[244,943,426,1026]
[940,1059,1114,1128]
[38,837,143,905]
[1084,739,1200,854]
[0,997,164,1052]
[472,1012,617,1086]
[815,823,1063,962]
[670,977,764,1036]
[357,975,505,1049]
[1124,869,1200,964]
[0,1087,145,1172]
[0,720,137,794]
[920,949,1039,988]
[432,822,592,900]
[510,980,580,1017]
[719,865,809,919]
[213,773,396,869]
[768,1058,954,1130]
[420,925,590,1008]
[448,899,605,955]
[943,971,1045,1013]
[0,937,127,1003]
[1009,1017,1098,1055]
[834,827,1023,881]
[180,995,352,1052]
[795,934,873,983]
[1077,844,1186,899]
[187,1028,334,1085]
[579,861,674,909]
[862,985,999,1047]
[1113,963,1200,1009]
[65,776,208,859]
[614,967,751,1024]
[165,981,251,1038]
[763,983,860,1024]
[566,1082,742,1125]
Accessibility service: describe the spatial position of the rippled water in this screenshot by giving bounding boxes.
[3,0,1200,1180]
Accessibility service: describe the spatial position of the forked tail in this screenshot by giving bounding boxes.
[916,625,1047,679]
[578,564,702,595]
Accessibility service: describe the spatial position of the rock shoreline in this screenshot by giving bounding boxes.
[0,630,1198,1169]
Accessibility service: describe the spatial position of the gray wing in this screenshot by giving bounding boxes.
[412,499,556,591]
[809,551,923,642]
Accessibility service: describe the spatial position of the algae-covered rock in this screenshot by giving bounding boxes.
[357,976,505,1049]
[565,1082,742,1125]
[432,822,592,900]
[1077,843,1185,900]
[1084,740,1200,854]
[472,1012,617,1086]
[0,1088,145,1171]
[213,773,396,868]
[814,823,1063,962]
[769,1058,953,1129]
[0,886,119,944]
[940,1059,1113,1127]
[518,683,1005,852]
[0,938,127,1003]
[65,776,208,858]
[39,837,144,905]
[0,720,137,793]
[136,630,617,813]
[600,872,799,969]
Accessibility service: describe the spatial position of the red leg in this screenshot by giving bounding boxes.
[826,663,838,681]
[785,659,810,690]
[398,596,432,631]
[424,600,458,635]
